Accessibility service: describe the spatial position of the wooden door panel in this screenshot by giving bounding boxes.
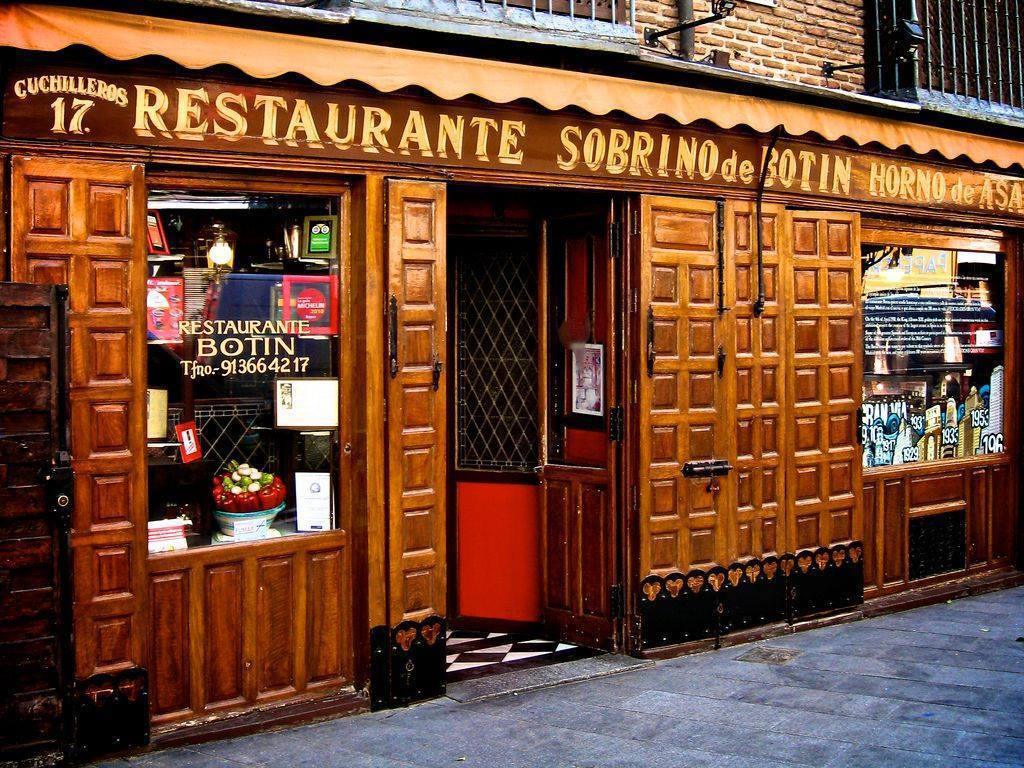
[783,212,863,551]
[543,479,573,613]
[256,556,296,695]
[728,203,787,560]
[387,180,447,624]
[147,533,351,727]
[638,197,728,574]
[11,156,146,680]
[306,548,346,684]
[541,467,613,648]
[205,562,244,706]
[148,571,190,717]
[579,483,610,619]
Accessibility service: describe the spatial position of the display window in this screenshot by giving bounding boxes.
[145,189,342,551]
[860,245,1006,469]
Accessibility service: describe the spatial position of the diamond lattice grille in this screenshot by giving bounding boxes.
[456,245,539,472]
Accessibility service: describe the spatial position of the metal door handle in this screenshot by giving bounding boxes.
[388,295,399,379]
[432,355,443,391]
[646,305,656,377]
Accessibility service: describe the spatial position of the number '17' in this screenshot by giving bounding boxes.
[50,97,94,135]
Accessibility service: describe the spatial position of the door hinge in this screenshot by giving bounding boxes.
[631,207,640,235]
[631,484,639,515]
[608,405,624,442]
[610,220,621,259]
[610,583,624,619]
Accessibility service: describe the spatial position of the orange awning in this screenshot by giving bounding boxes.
[2,3,1022,171]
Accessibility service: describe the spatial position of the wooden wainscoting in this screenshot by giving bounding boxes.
[861,457,1016,596]
[147,531,352,728]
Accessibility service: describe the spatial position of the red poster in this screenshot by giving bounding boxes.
[147,277,184,343]
[175,421,202,464]
[282,275,338,335]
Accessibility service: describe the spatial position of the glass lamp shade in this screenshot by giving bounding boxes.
[202,222,237,270]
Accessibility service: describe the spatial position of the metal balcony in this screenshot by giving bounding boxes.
[866,0,1024,123]
[347,0,638,53]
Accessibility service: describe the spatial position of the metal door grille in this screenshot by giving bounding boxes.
[909,509,967,580]
[456,243,539,472]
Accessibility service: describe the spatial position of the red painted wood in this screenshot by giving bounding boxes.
[456,481,541,622]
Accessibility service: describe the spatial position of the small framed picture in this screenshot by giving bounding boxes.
[302,215,338,259]
[147,210,171,255]
[275,378,339,430]
[571,343,604,417]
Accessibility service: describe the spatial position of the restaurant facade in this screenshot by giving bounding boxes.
[0,2,1021,763]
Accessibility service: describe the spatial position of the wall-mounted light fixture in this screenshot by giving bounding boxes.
[823,10,924,79]
[202,221,237,274]
[644,0,737,49]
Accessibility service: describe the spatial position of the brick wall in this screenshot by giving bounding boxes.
[634,0,865,91]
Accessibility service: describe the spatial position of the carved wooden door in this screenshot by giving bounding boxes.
[728,202,788,560]
[540,209,620,651]
[783,211,863,550]
[10,156,147,682]
[386,180,448,625]
[637,196,735,575]
[637,196,863,582]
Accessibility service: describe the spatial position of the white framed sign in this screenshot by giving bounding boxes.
[274,377,338,429]
[295,472,332,532]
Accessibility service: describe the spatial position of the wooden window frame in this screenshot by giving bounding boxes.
[860,218,1018,479]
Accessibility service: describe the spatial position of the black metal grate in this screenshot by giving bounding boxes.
[456,243,539,472]
[867,0,1024,112]
[909,509,967,580]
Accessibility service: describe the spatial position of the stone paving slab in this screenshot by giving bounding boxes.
[95,586,1024,768]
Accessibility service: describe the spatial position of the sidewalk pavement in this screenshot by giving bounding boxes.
[98,585,1024,768]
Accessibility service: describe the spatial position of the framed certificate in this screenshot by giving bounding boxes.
[274,377,339,429]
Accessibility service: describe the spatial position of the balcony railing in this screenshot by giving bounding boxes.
[348,0,637,51]
[866,0,1024,117]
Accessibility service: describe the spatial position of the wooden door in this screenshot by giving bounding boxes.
[386,180,447,625]
[783,211,863,550]
[728,202,788,559]
[10,156,147,681]
[636,198,863,580]
[0,283,66,759]
[637,196,731,575]
[540,209,619,651]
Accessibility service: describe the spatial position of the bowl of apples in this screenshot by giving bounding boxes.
[211,460,286,538]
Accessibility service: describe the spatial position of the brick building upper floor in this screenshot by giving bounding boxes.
[97,0,1024,136]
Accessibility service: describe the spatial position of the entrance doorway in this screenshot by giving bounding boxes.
[444,186,623,679]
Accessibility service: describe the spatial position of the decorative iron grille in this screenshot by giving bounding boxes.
[456,243,539,472]
[170,399,276,472]
[866,0,1024,113]
[909,509,967,580]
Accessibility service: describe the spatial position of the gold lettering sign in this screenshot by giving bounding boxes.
[4,68,1023,219]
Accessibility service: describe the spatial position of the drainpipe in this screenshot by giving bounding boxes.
[754,128,783,317]
[677,0,695,58]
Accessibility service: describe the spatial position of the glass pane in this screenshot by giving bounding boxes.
[861,246,1005,469]
[455,239,539,472]
[145,190,341,550]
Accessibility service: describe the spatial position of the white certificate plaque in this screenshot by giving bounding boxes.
[295,472,332,532]
[275,378,338,429]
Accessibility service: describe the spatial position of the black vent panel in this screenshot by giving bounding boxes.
[909,509,966,581]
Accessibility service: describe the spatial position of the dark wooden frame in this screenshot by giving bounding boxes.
[142,169,359,731]
[859,219,1020,597]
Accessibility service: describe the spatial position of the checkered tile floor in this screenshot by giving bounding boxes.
[445,630,591,681]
